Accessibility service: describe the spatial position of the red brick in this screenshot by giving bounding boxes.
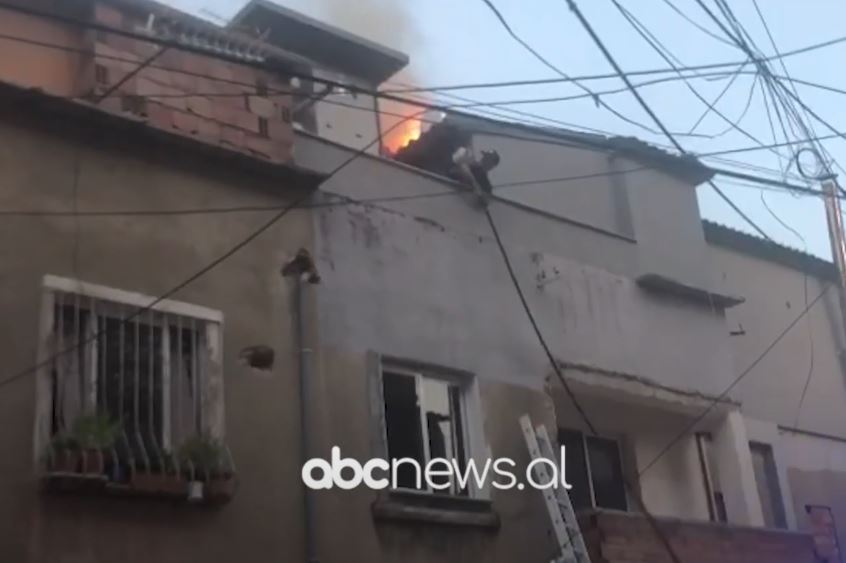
[172,111,200,134]
[219,125,245,148]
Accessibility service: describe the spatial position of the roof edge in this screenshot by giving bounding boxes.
[703,220,837,280]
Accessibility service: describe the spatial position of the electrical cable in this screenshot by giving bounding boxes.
[610,0,785,161]
[477,0,724,137]
[2,24,845,178]
[638,283,831,477]
[0,106,429,391]
[565,0,773,241]
[659,0,736,47]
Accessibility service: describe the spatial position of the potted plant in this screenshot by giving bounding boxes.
[47,432,80,473]
[131,452,187,497]
[68,414,119,475]
[178,435,236,503]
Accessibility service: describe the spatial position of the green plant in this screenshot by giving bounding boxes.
[49,432,79,451]
[178,435,227,478]
[69,414,119,450]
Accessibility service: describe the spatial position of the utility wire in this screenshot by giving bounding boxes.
[0,108,429,392]
[639,283,831,476]
[611,1,784,161]
[565,0,773,241]
[2,25,845,175]
[1,161,834,220]
[3,0,846,102]
[478,0,725,138]
[659,0,736,47]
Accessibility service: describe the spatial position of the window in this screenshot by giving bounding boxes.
[94,64,109,86]
[258,117,269,138]
[381,363,469,496]
[750,442,787,528]
[696,433,727,523]
[36,276,223,470]
[558,429,627,511]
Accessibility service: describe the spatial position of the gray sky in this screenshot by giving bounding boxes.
[165,0,846,259]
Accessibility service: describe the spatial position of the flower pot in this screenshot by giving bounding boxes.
[50,449,80,473]
[79,449,107,475]
[207,475,236,503]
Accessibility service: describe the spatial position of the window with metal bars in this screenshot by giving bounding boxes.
[37,276,223,471]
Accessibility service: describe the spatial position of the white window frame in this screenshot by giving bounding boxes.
[377,356,488,500]
[32,275,225,465]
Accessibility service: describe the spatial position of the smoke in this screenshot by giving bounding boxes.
[311,0,422,55]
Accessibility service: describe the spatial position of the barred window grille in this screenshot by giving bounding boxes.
[45,285,218,470]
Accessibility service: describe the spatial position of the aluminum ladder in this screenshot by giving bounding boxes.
[520,415,592,563]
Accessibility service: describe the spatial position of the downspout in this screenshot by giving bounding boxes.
[295,276,318,563]
[282,249,321,563]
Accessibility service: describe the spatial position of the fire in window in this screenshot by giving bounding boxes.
[381,364,469,496]
[558,429,628,511]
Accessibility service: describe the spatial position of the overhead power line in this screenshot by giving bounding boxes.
[638,283,832,476]
[565,0,773,241]
[1,23,844,179]
[382,31,846,95]
[477,0,676,136]
[0,107,429,392]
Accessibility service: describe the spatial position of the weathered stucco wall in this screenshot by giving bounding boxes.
[708,244,846,436]
[302,130,740,560]
[0,116,314,562]
[475,132,716,291]
[709,240,846,551]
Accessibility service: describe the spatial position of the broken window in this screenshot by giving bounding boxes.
[382,364,468,496]
[750,442,787,528]
[558,429,627,511]
[41,278,222,471]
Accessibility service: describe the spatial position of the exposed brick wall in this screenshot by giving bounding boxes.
[78,2,293,162]
[577,510,817,563]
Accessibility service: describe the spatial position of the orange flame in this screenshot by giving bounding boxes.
[384,117,422,154]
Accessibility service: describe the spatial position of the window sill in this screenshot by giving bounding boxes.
[372,491,500,529]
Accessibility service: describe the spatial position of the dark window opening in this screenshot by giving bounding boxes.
[95,64,109,85]
[558,428,627,511]
[750,442,787,528]
[258,117,269,138]
[382,367,468,496]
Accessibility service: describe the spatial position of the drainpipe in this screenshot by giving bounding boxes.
[295,276,318,563]
[282,249,321,563]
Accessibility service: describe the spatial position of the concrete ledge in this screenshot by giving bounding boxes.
[371,493,499,530]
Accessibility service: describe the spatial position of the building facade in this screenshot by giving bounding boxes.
[0,1,838,563]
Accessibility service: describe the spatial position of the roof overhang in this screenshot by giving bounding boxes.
[228,0,409,85]
[637,273,745,308]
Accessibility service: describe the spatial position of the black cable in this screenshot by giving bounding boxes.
[477,0,734,138]
[688,66,752,135]
[385,30,846,95]
[0,107,429,392]
[483,205,683,563]
[611,1,783,158]
[659,0,736,46]
[566,0,773,241]
[3,23,846,173]
[639,283,831,476]
[0,160,835,219]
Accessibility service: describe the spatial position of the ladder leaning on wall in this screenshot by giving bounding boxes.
[520,415,592,563]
